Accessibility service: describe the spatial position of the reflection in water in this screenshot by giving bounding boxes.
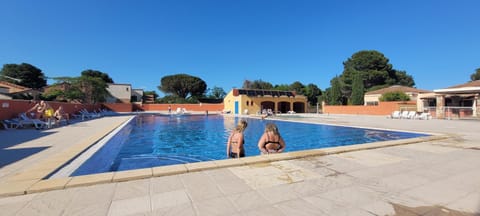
[71,114,428,175]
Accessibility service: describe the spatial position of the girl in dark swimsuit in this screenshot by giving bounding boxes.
[226,119,248,158]
[257,123,286,154]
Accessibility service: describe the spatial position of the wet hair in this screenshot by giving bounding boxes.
[236,119,248,132]
[265,123,280,136]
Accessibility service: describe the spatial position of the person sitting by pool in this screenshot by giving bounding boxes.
[53,105,70,125]
[226,119,248,158]
[257,123,286,154]
[27,100,48,119]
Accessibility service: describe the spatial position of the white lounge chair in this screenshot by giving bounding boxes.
[400,111,410,119]
[416,112,431,120]
[175,108,189,115]
[389,111,401,119]
[407,111,417,119]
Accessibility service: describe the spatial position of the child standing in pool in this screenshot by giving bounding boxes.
[226,119,248,158]
[257,123,286,154]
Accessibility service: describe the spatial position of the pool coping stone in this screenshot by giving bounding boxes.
[0,134,449,197]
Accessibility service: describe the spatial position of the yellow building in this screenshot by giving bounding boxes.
[223,89,308,115]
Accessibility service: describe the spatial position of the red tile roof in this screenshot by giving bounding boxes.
[444,80,480,89]
[365,85,432,95]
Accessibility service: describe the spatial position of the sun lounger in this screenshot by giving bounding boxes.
[2,119,20,129]
[416,112,431,120]
[19,113,47,129]
[407,111,417,119]
[73,109,100,120]
[175,108,189,115]
[389,111,401,119]
[400,111,410,119]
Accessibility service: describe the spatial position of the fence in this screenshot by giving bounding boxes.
[322,101,416,116]
[443,106,475,120]
[0,99,100,121]
[424,106,477,120]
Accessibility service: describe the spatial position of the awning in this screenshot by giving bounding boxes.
[419,95,436,99]
[444,94,477,98]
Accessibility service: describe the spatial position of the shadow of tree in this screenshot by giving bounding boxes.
[0,130,56,149]
[0,147,49,168]
[391,202,478,216]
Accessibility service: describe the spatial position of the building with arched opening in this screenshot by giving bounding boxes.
[223,89,307,115]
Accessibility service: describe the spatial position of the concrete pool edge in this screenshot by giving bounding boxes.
[0,116,134,197]
[0,132,449,197]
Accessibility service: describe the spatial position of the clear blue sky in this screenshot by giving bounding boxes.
[1,0,479,96]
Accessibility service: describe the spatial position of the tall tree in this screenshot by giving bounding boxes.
[81,69,114,83]
[158,74,207,99]
[392,70,415,86]
[333,50,415,104]
[329,76,343,105]
[470,68,480,81]
[0,63,47,89]
[304,83,322,106]
[350,72,364,105]
[78,76,110,104]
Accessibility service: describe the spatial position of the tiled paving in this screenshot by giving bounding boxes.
[0,114,479,215]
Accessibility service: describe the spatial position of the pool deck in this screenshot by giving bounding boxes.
[0,113,479,215]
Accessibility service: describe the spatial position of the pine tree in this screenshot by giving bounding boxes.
[329,77,343,105]
[351,73,364,105]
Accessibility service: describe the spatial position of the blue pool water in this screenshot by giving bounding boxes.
[70,114,427,176]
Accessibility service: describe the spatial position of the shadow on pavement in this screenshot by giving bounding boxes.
[0,147,50,168]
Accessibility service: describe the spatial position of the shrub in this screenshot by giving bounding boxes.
[379,91,410,101]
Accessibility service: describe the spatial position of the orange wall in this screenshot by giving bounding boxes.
[0,99,100,120]
[0,100,225,120]
[323,101,416,115]
[102,103,133,112]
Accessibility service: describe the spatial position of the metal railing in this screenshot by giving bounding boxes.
[423,106,477,120]
[443,106,475,120]
[423,106,479,119]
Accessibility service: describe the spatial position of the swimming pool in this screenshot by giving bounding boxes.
[64,114,427,176]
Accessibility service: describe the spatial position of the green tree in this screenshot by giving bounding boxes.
[289,81,305,95]
[393,70,415,86]
[329,76,343,105]
[350,72,364,105]
[0,63,47,89]
[49,75,109,104]
[304,83,322,106]
[242,79,273,89]
[337,50,415,102]
[379,91,410,101]
[273,84,290,91]
[207,86,226,99]
[158,74,207,99]
[470,68,480,81]
[81,69,114,83]
[78,76,110,104]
